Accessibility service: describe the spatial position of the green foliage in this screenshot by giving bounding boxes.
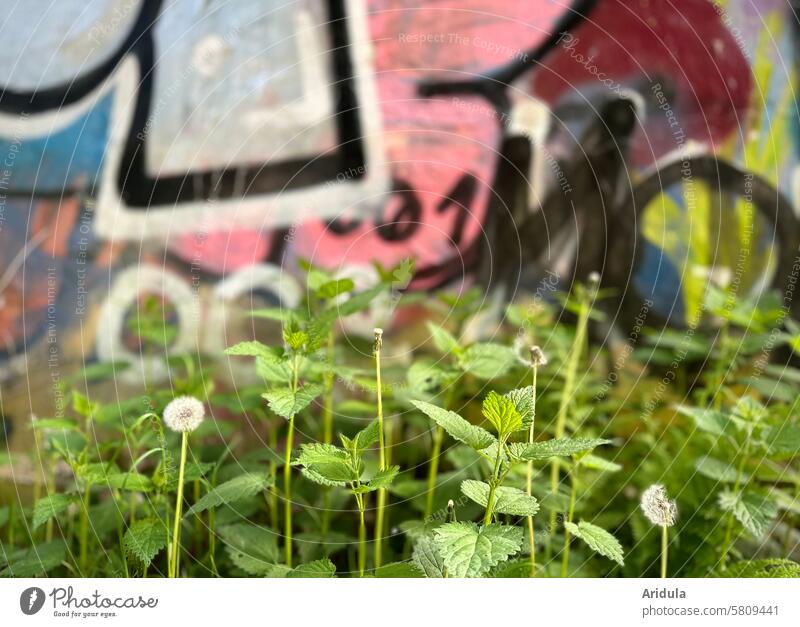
[518,437,611,460]
[410,400,495,450]
[124,519,168,565]
[32,493,75,530]
[186,473,273,516]
[434,522,523,578]
[564,521,624,566]
[460,480,539,516]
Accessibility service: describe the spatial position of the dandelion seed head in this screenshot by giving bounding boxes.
[447,499,455,509]
[374,327,383,351]
[163,396,205,433]
[640,484,677,527]
[588,271,601,285]
[530,346,547,367]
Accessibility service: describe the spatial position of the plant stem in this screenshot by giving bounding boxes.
[284,352,300,567]
[79,482,91,574]
[560,467,578,578]
[548,294,590,559]
[374,329,386,568]
[424,384,456,519]
[720,434,751,569]
[527,364,538,577]
[661,524,668,578]
[483,442,505,525]
[169,432,188,578]
[321,334,335,539]
[355,493,367,577]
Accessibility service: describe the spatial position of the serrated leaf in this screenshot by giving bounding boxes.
[368,466,399,491]
[762,424,800,457]
[374,561,424,578]
[263,383,323,419]
[518,437,611,460]
[411,400,496,450]
[123,518,168,565]
[225,341,283,361]
[426,322,461,355]
[459,343,516,379]
[0,540,66,577]
[412,534,446,578]
[434,522,523,578]
[460,480,539,516]
[482,391,523,436]
[32,493,74,530]
[564,521,624,565]
[316,278,355,300]
[725,559,800,578]
[676,405,735,436]
[353,418,381,452]
[219,523,279,574]
[186,473,273,516]
[694,456,740,482]
[295,443,358,485]
[104,472,155,492]
[718,490,778,538]
[505,386,534,427]
[406,359,448,395]
[287,558,336,578]
[579,454,621,472]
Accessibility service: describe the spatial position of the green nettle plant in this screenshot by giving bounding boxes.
[294,418,399,576]
[2,264,800,579]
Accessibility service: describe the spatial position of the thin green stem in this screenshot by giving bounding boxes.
[548,295,590,559]
[661,524,668,578]
[374,330,386,568]
[284,352,300,567]
[720,434,751,568]
[78,483,91,574]
[424,384,457,519]
[483,442,505,525]
[356,493,367,577]
[527,365,538,577]
[560,467,578,578]
[169,432,188,578]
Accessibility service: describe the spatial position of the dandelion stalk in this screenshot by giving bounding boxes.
[641,484,677,578]
[284,352,300,567]
[548,274,596,558]
[373,328,387,568]
[527,347,546,577]
[163,396,205,579]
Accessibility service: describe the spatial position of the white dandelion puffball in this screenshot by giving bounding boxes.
[530,346,548,367]
[163,396,205,433]
[641,484,677,527]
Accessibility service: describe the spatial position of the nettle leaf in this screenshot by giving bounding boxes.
[564,521,624,566]
[411,400,496,450]
[459,343,516,379]
[412,534,446,578]
[725,559,800,578]
[104,472,155,492]
[519,437,611,460]
[316,278,355,300]
[505,386,534,427]
[579,454,621,473]
[460,480,539,517]
[321,284,385,321]
[426,322,461,355]
[186,473,273,516]
[353,419,381,452]
[482,391,523,436]
[694,456,740,483]
[406,359,448,395]
[225,341,283,362]
[219,523,280,574]
[123,518,168,565]
[263,383,323,419]
[287,558,336,578]
[0,540,66,577]
[762,423,800,457]
[295,443,357,485]
[368,466,400,491]
[375,561,424,578]
[249,308,294,322]
[718,490,778,538]
[434,522,523,578]
[32,493,75,530]
[676,405,735,437]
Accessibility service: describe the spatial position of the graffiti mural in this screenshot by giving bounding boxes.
[0,0,797,445]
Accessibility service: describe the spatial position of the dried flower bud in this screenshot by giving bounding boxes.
[447,499,455,509]
[163,396,205,433]
[588,271,601,286]
[641,484,677,527]
[374,327,383,352]
[530,346,547,367]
